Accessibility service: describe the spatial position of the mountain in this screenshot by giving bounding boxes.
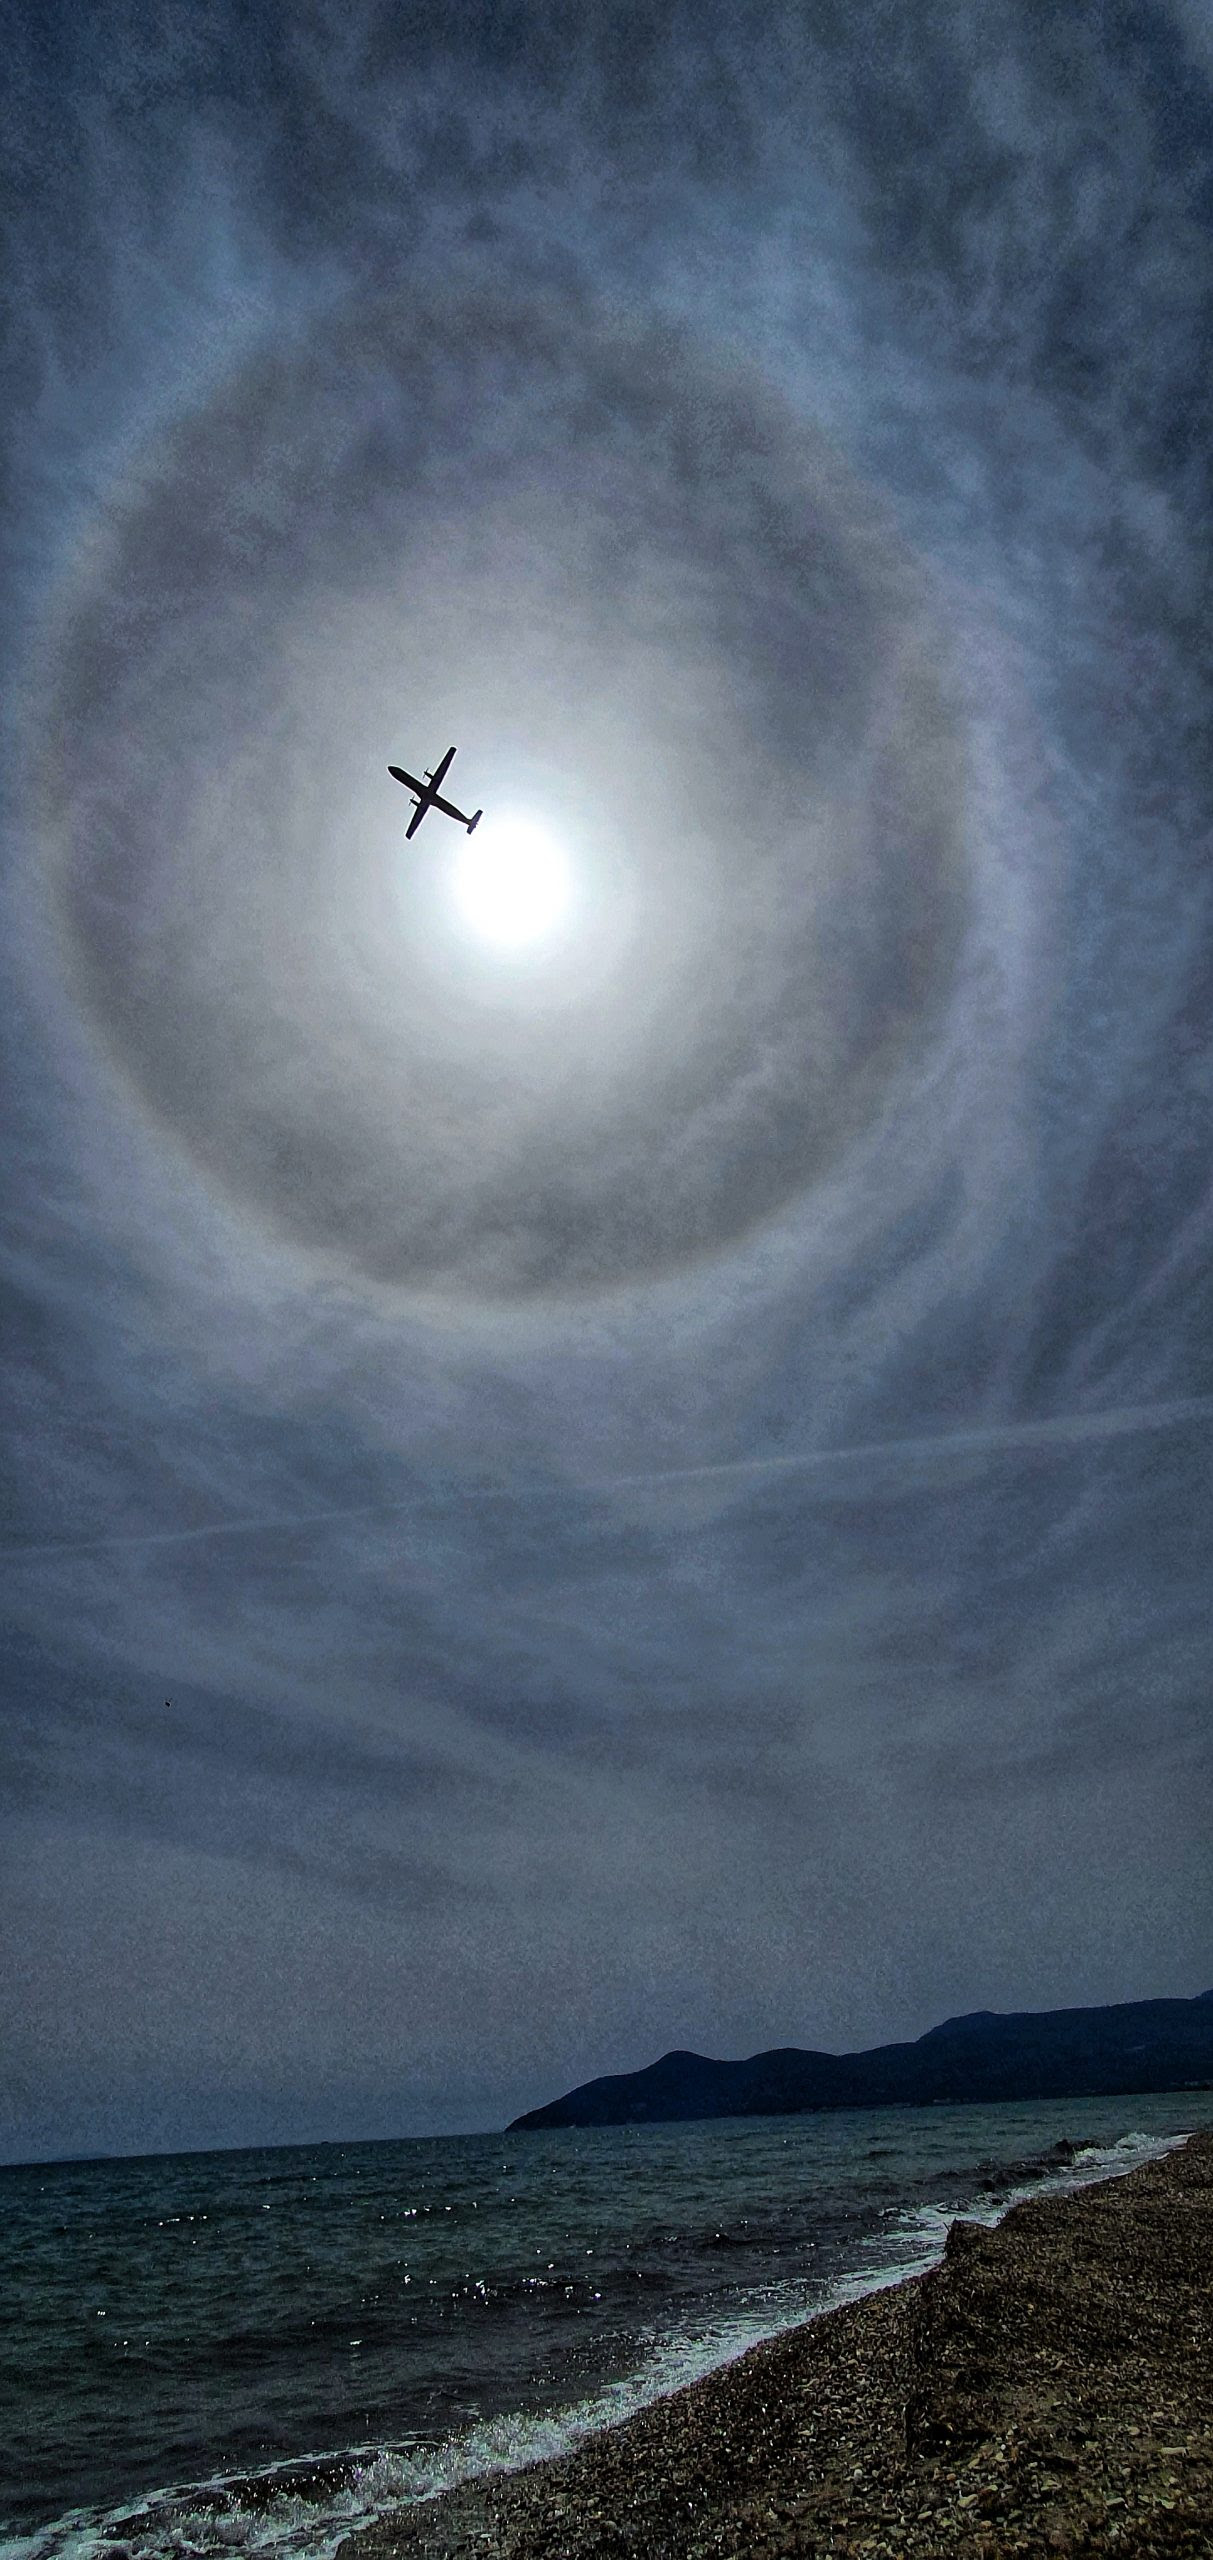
[507,1991,1213,2130]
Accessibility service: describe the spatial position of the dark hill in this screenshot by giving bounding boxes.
[508,1991,1213,2130]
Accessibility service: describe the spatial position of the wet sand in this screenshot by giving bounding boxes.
[337,2127,1213,2557]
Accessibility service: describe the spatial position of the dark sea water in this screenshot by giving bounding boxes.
[4,2089,1212,2560]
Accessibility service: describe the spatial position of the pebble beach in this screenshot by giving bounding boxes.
[337,2127,1213,2559]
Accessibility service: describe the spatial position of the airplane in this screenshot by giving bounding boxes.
[388,746,482,841]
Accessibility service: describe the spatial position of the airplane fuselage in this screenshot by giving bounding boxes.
[389,748,482,840]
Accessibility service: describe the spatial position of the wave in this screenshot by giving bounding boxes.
[2,2128,1187,2560]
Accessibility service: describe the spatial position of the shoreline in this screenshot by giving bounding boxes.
[336,2127,1213,2557]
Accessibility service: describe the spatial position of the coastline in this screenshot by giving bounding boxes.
[335,2127,1213,2558]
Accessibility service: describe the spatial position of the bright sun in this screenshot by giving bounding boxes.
[453,814,571,950]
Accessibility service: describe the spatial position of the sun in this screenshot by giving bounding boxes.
[452,813,572,950]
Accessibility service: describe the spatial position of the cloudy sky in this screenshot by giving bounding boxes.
[2,0,1211,2165]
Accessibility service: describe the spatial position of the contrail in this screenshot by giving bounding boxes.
[2,1396,1211,1562]
[599,1395,1213,1490]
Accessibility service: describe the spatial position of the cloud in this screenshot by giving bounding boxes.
[1,0,1211,2157]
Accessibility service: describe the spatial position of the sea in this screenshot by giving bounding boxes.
[4,2085,1213,2560]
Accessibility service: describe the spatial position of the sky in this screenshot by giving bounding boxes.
[2,0,1211,2166]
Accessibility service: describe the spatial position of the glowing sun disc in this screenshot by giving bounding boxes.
[453,815,571,948]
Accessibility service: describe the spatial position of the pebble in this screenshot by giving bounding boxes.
[336,2130,1213,2558]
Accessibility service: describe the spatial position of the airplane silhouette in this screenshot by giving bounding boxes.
[388,747,482,842]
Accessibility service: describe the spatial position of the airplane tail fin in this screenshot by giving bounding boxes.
[467,810,482,834]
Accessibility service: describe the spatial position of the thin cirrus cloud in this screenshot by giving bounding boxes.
[0,0,1210,2158]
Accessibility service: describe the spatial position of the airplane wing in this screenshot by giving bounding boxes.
[430,746,456,791]
[405,799,429,841]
